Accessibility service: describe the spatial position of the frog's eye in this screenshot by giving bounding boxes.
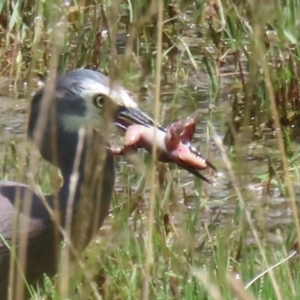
[93,94,105,108]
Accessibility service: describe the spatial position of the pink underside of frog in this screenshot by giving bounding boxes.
[110,117,211,171]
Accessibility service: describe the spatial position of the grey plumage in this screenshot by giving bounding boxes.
[0,69,156,299]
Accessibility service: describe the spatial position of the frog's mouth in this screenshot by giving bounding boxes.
[168,144,216,183]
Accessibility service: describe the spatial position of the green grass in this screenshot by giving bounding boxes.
[1,0,300,299]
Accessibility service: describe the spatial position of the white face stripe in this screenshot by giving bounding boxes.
[80,79,138,108]
[62,78,138,131]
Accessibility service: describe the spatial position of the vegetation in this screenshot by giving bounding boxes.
[1,0,300,299]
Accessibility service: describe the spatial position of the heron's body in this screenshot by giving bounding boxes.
[0,182,57,293]
[0,149,115,297]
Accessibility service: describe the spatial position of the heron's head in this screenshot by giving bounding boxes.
[28,69,163,138]
[27,69,164,169]
[28,69,164,138]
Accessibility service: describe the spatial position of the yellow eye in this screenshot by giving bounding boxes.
[93,94,105,108]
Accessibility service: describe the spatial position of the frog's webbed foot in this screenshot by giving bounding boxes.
[166,117,196,144]
[180,117,196,144]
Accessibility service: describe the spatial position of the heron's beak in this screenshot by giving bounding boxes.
[115,106,165,131]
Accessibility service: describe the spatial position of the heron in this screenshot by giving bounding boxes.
[0,69,167,299]
[0,69,210,299]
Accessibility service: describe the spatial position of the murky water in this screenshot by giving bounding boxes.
[0,96,26,137]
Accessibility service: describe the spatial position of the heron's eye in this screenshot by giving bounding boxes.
[93,94,105,108]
